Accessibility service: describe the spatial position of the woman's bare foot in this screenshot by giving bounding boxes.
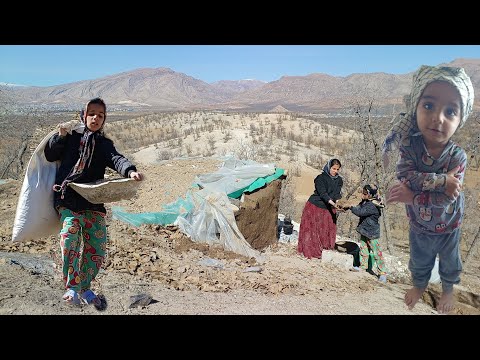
[437,291,455,314]
[404,287,425,310]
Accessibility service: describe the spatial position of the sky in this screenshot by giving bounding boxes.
[1,45,480,87]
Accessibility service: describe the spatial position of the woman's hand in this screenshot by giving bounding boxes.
[330,200,342,211]
[129,171,143,181]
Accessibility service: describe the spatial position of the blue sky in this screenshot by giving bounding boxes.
[1,45,480,87]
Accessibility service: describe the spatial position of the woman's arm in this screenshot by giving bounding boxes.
[104,139,138,178]
[314,175,337,207]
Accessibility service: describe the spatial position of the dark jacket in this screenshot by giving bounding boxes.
[350,200,381,240]
[307,171,343,210]
[44,131,137,213]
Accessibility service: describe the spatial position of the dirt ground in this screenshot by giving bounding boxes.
[1,157,479,315]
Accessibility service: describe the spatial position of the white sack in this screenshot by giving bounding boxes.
[12,120,84,242]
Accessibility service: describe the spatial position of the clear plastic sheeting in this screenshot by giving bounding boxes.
[195,157,275,197]
[176,188,264,263]
[112,157,278,262]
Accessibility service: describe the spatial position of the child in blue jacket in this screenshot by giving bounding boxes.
[343,184,388,283]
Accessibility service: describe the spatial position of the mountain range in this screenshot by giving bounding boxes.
[2,58,480,113]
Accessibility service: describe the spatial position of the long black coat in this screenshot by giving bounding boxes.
[44,131,137,213]
[307,171,343,210]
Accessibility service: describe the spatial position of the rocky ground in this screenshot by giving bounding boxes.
[1,158,479,315]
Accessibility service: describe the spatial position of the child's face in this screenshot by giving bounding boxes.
[362,189,369,199]
[85,103,105,132]
[416,81,462,148]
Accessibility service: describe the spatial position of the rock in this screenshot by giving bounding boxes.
[322,250,353,270]
[128,293,153,308]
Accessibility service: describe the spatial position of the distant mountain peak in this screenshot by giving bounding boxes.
[4,58,480,112]
[269,105,289,113]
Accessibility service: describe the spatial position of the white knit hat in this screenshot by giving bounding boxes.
[382,65,474,168]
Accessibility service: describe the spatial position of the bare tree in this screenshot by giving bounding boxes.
[463,225,480,267]
[223,130,232,143]
[185,144,193,156]
[232,138,260,161]
[343,88,397,254]
[462,113,480,170]
[462,185,480,267]
[206,134,216,152]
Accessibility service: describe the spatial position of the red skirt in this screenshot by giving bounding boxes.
[297,201,337,259]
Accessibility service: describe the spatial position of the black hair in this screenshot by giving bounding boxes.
[363,184,377,197]
[86,97,107,116]
[363,184,383,216]
[331,158,342,168]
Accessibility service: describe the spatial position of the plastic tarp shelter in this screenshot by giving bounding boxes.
[112,158,284,262]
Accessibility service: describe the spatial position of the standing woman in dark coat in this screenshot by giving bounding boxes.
[298,159,343,259]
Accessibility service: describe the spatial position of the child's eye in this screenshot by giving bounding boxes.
[445,108,457,117]
[423,102,433,110]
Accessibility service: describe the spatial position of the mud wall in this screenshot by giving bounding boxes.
[235,179,282,250]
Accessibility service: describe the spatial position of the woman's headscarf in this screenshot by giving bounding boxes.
[323,159,340,179]
[381,65,474,168]
[53,98,106,199]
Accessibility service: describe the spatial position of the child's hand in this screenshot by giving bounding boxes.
[445,166,462,199]
[387,181,414,205]
[130,171,143,181]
